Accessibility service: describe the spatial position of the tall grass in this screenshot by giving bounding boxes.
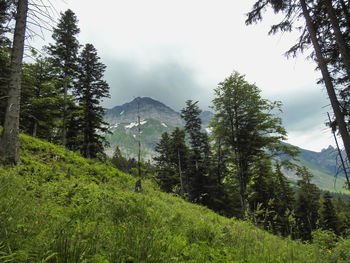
[0,133,348,262]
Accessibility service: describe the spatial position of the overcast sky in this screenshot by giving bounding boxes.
[35,0,335,152]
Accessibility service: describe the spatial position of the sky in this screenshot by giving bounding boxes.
[33,0,335,152]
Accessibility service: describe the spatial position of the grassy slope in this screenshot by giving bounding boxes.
[0,133,338,262]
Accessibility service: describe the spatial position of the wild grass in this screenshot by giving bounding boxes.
[0,133,348,262]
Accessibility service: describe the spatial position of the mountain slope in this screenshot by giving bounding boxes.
[105,97,184,127]
[104,97,349,193]
[0,130,337,262]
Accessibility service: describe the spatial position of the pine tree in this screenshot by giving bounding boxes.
[21,55,61,141]
[181,100,211,203]
[75,43,110,159]
[248,158,295,236]
[154,132,178,193]
[111,145,129,173]
[319,191,340,235]
[47,9,80,147]
[154,128,190,197]
[294,166,321,241]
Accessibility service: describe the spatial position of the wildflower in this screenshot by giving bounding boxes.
[326,249,332,254]
[35,220,39,225]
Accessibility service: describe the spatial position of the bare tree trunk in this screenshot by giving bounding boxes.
[300,0,350,163]
[62,80,68,146]
[324,0,350,78]
[32,120,37,137]
[177,149,184,198]
[0,0,28,165]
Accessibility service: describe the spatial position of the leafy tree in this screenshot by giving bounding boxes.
[210,71,296,218]
[47,9,80,147]
[319,191,340,235]
[75,43,110,159]
[0,0,28,164]
[294,166,321,241]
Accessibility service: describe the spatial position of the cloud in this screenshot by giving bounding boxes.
[103,58,207,111]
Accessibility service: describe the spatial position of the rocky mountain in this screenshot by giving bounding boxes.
[104,97,184,127]
[104,97,349,193]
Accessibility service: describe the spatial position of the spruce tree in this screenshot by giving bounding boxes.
[319,191,340,235]
[181,100,211,203]
[294,166,321,241]
[154,132,178,193]
[21,55,61,141]
[154,128,190,197]
[48,9,80,147]
[75,43,110,159]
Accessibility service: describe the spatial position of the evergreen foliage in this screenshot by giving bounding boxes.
[154,128,190,197]
[21,55,61,141]
[319,191,340,235]
[75,43,110,159]
[181,100,211,203]
[47,9,80,147]
[295,166,321,241]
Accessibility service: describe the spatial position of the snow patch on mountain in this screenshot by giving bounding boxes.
[125,120,147,129]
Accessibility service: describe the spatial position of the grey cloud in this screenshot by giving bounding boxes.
[278,88,330,133]
[103,58,208,112]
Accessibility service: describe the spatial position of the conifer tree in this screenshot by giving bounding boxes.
[181,100,211,203]
[319,191,340,235]
[75,43,110,159]
[294,166,320,241]
[21,55,61,141]
[48,9,80,147]
[154,128,190,197]
[111,145,129,173]
[154,132,178,193]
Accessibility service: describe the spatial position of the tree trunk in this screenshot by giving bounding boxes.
[178,149,184,198]
[324,0,350,79]
[0,0,28,165]
[62,80,68,146]
[300,0,350,163]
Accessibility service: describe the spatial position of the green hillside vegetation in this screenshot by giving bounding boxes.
[299,158,349,194]
[106,119,176,160]
[2,132,349,262]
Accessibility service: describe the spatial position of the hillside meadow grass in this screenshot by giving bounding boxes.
[0,132,348,262]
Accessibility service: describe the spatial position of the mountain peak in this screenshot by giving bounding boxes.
[105,97,184,127]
